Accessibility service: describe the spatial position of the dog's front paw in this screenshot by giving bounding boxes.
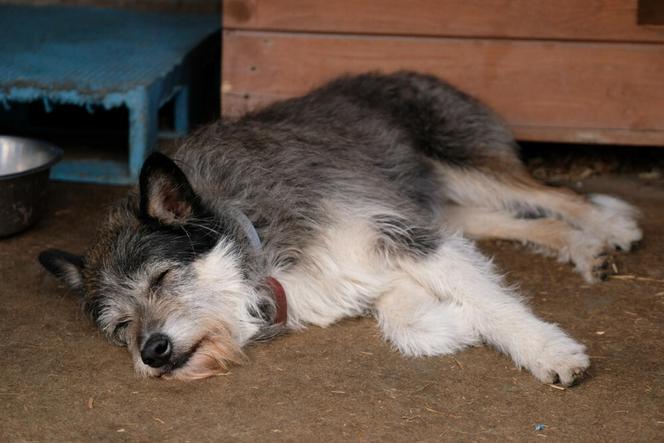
[589,194,642,252]
[525,327,590,387]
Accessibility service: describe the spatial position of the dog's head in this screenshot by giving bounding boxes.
[39,153,277,380]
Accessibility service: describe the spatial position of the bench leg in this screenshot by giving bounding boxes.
[174,85,190,136]
[128,87,159,180]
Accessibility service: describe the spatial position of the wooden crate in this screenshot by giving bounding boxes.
[221,0,664,146]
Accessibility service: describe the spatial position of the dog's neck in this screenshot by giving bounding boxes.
[231,209,288,326]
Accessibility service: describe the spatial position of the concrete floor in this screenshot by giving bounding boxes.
[1,175,663,441]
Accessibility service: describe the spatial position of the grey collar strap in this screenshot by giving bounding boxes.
[231,209,262,252]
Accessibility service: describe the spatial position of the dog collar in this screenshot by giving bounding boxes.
[266,276,288,325]
[231,210,287,325]
[230,208,262,252]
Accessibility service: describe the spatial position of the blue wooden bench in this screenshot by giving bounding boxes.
[0,5,219,184]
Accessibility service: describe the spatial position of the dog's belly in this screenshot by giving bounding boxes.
[274,210,391,328]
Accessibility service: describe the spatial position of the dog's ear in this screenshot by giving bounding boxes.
[38,249,85,291]
[139,152,200,225]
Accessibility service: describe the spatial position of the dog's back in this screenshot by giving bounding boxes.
[173,72,520,261]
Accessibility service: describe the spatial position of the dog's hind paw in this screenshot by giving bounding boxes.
[562,231,613,283]
[588,194,642,252]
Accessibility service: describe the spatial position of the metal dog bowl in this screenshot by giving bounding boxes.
[0,136,63,237]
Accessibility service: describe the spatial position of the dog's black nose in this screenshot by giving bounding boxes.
[141,333,172,368]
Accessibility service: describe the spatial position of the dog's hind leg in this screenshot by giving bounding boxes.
[443,205,611,282]
[374,73,641,254]
[438,164,642,255]
[392,234,590,386]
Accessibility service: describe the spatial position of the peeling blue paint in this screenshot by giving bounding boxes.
[42,97,53,113]
[0,5,219,184]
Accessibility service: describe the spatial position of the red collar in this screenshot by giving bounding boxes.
[265,276,288,325]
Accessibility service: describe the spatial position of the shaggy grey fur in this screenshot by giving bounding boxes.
[174,71,516,273]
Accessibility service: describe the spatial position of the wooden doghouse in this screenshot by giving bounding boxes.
[221,0,664,146]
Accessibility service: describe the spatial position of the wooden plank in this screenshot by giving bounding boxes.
[221,31,664,145]
[512,126,664,146]
[223,0,664,43]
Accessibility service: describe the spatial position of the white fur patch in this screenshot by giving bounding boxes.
[275,204,391,328]
[375,275,479,356]
[187,240,263,345]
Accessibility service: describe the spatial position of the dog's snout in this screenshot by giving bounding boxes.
[141,333,172,368]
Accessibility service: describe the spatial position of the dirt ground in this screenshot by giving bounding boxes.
[1,173,663,442]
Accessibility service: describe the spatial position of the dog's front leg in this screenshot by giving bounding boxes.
[396,234,590,386]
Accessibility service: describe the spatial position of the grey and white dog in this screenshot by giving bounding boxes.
[40,72,641,384]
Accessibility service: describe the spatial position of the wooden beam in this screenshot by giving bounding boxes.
[223,0,664,43]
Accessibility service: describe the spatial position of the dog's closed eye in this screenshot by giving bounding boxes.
[112,320,131,345]
[150,269,170,291]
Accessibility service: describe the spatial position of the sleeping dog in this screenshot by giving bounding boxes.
[39,72,641,384]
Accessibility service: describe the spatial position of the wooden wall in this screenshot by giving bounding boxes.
[221,1,664,146]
